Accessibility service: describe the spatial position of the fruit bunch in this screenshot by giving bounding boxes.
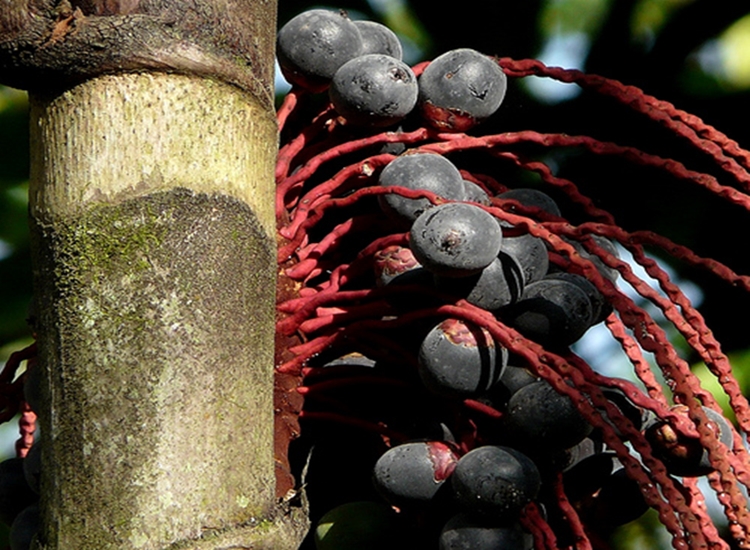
[273,7,750,550]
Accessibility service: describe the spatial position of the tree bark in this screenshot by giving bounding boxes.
[1,1,308,548]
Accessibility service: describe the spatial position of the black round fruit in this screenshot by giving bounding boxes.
[503,380,593,452]
[451,445,541,519]
[378,153,467,224]
[439,514,530,550]
[419,48,508,131]
[503,276,594,347]
[330,54,418,127]
[410,202,503,278]
[418,318,508,398]
[354,20,403,59]
[277,9,363,92]
[372,441,459,507]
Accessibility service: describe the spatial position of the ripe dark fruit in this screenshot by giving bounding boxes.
[567,235,620,282]
[410,202,503,278]
[498,188,562,218]
[277,9,363,92]
[462,180,491,205]
[419,48,508,131]
[418,318,508,398]
[378,152,466,224]
[546,272,610,325]
[644,405,734,477]
[503,380,593,452]
[438,514,530,550]
[354,20,403,59]
[563,451,616,503]
[597,384,650,434]
[503,276,594,347]
[434,254,524,311]
[330,54,418,127]
[373,245,421,286]
[372,441,459,507]
[451,445,541,519]
[500,233,549,285]
[493,365,539,405]
[583,468,649,529]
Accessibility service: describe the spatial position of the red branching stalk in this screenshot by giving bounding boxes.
[15,401,35,458]
[553,472,592,550]
[269,54,750,549]
[521,502,560,550]
[497,58,750,188]
[683,476,732,550]
[605,315,670,406]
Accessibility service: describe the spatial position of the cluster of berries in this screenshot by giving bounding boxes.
[273,8,742,550]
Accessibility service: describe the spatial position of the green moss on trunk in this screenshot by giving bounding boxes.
[31,188,279,548]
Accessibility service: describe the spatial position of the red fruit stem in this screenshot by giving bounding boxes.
[275,85,306,133]
[521,502,559,550]
[498,58,750,187]
[553,472,592,550]
[275,104,335,186]
[461,399,503,419]
[276,128,430,216]
[418,132,750,213]
[15,401,36,458]
[271,55,750,549]
[683,476,732,550]
[604,316,670,406]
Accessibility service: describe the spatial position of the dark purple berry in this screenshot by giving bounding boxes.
[330,54,418,127]
[503,276,594,347]
[434,254,523,311]
[277,9,363,92]
[644,405,734,477]
[451,445,541,519]
[378,153,466,224]
[498,188,562,218]
[546,272,611,325]
[419,48,507,131]
[500,232,549,285]
[597,383,651,435]
[563,451,615,503]
[439,514,530,550]
[488,364,539,407]
[583,468,649,529]
[503,380,593,452]
[418,318,508,398]
[462,180,491,205]
[566,235,620,282]
[354,20,403,59]
[373,245,420,286]
[372,441,459,507]
[410,202,503,277]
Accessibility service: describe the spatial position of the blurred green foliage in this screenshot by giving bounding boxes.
[0,87,31,349]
